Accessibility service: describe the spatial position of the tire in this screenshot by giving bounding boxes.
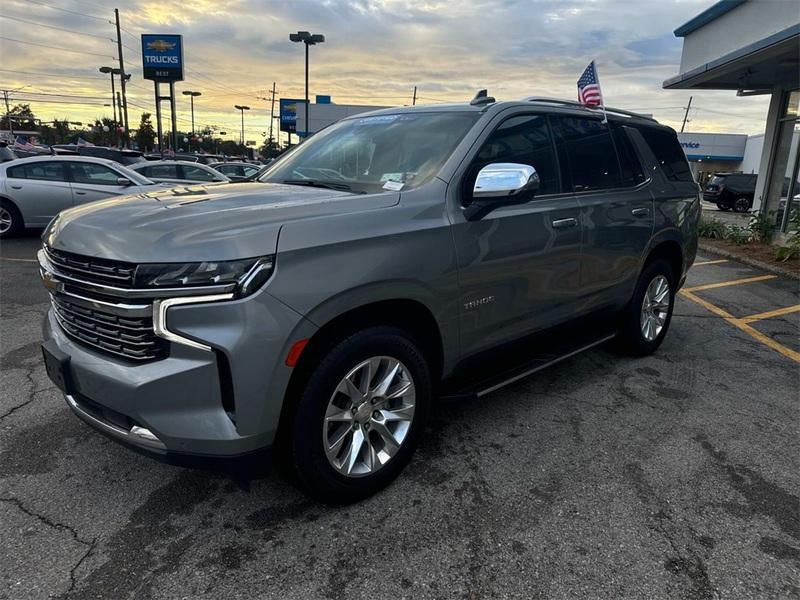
[616,258,675,356]
[716,203,730,212]
[289,326,431,504]
[0,199,23,239]
[733,196,751,213]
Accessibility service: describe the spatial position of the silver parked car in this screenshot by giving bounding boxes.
[0,156,159,238]
[128,160,230,185]
[207,162,262,181]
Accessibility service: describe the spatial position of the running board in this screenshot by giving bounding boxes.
[476,334,615,397]
[440,322,617,401]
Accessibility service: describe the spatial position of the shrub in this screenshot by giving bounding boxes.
[775,210,800,262]
[698,216,727,239]
[748,211,775,244]
[723,224,751,245]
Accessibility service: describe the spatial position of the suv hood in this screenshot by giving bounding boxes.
[44,182,399,263]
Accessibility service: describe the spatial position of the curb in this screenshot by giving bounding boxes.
[698,242,800,281]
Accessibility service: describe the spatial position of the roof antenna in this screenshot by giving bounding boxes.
[470,89,495,106]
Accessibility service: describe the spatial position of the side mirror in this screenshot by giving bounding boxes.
[116,177,132,186]
[465,163,540,220]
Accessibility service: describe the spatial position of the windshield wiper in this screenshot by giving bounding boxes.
[280,179,352,192]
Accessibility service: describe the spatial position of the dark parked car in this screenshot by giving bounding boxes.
[39,96,699,503]
[703,172,757,213]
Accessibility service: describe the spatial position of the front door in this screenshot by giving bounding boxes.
[450,113,582,357]
[68,162,132,204]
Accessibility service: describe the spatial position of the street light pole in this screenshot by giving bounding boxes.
[99,67,118,124]
[234,105,250,146]
[182,90,201,148]
[289,31,325,139]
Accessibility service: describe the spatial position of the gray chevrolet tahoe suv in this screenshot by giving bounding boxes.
[39,96,699,503]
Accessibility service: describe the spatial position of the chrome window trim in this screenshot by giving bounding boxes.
[153,293,234,352]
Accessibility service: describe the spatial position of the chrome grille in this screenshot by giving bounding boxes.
[45,246,136,288]
[52,294,167,361]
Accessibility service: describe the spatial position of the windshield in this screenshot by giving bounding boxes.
[259,111,480,193]
[112,161,156,185]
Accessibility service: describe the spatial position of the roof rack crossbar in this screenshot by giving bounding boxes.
[521,97,657,122]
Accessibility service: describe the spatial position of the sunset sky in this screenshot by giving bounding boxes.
[1,0,777,146]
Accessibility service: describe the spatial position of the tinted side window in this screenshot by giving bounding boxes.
[182,165,217,181]
[23,162,67,182]
[473,114,560,195]
[553,116,622,192]
[612,127,646,187]
[145,164,179,179]
[70,163,120,185]
[7,165,26,179]
[636,126,693,182]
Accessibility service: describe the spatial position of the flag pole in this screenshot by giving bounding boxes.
[593,61,608,125]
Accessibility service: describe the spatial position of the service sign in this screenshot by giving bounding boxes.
[141,34,184,82]
[279,98,304,133]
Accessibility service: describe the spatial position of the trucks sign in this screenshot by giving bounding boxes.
[141,34,184,82]
[279,99,304,134]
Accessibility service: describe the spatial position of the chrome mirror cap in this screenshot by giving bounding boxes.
[473,163,540,199]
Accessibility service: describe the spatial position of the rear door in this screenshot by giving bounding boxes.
[138,163,181,184]
[5,161,73,225]
[67,162,132,204]
[551,116,653,309]
[180,164,225,183]
[451,112,582,356]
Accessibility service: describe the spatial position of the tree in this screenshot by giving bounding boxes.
[37,119,73,145]
[134,112,156,152]
[1,103,36,131]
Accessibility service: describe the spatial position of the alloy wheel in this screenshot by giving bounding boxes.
[640,275,670,342]
[322,356,416,478]
[0,207,12,234]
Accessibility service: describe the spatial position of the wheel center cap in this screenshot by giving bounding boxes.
[355,401,373,423]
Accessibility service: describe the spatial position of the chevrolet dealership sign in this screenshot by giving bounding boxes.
[141,34,184,81]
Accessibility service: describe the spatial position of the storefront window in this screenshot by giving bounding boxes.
[763,89,800,231]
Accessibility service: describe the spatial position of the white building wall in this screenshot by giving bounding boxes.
[295,103,390,136]
[740,134,764,174]
[680,0,792,72]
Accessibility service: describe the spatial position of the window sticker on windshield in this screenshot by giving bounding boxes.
[355,115,398,125]
[382,180,404,191]
[380,172,405,183]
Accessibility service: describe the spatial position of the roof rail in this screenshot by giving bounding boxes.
[521,97,657,122]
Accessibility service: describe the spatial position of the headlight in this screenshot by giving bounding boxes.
[134,256,274,297]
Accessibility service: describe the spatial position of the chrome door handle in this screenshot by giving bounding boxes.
[74,191,87,195]
[631,207,649,217]
[552,217,578,229]
[10,185,22,189]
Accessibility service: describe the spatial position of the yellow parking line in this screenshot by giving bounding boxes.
[741,304,800,324]
[693,259,729,266]
[680,289,800,364]
[0,257,37,263]
[683,275,777,293]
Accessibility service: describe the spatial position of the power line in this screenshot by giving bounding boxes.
[0,36,115,59]
[0,68,105,81]
[0,14,113,40]
[24,0,109,21]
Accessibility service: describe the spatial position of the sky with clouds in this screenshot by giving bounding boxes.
[0,0,779,145]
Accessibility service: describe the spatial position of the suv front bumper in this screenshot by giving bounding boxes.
[42,288,316,460]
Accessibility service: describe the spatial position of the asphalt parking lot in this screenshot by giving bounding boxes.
[1,234,798,600]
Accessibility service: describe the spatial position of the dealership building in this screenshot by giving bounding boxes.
[664,0,799,231]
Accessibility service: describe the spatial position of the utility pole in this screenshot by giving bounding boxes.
[681,95,693,133]
[269,82,276,151]
[116,91,123,147]
[3,90,13,137]
[114,8,130,146]
[412,86,417,106]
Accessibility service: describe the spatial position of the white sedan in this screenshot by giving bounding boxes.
[0,155,162,238]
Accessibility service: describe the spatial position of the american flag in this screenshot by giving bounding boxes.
[13,136,37,151]
[577,61,603,107]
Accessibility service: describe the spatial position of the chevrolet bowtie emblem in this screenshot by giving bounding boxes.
[147,39,176,52]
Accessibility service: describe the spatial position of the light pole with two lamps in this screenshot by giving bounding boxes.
[182,90,201,148]
[289,30,324,139]
[234,105,250,147]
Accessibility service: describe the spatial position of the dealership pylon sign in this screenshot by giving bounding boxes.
[141,34,184,82]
